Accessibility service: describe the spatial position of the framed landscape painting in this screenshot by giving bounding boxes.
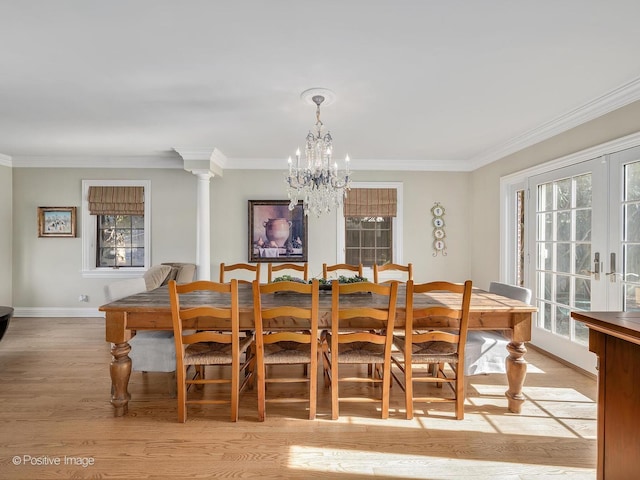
[38,206,77,238]
[248,200,307,263]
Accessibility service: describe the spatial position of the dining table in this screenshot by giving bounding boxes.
[99,283,536,417]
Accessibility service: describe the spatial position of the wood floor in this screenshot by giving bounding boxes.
[0,317,597,479]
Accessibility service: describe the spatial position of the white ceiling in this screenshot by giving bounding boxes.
[2,1,640,171]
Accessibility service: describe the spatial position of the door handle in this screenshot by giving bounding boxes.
[587,252,601,280]
[605,252,617,283]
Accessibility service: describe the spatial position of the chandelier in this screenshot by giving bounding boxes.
[286,89,351,217]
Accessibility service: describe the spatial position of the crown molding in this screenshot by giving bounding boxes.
[468,75,640,170]
[223,157,470,172]
[11,155,183,168]
[0,153,12,167]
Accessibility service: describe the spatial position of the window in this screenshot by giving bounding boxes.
[345,216,392,266]
[96,214,145,267]
[82,180,151,277]
[337,182,403,271]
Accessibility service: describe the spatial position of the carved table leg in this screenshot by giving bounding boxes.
[505,341,527,413]
[110,342,132,417]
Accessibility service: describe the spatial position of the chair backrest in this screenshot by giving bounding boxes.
[373,263,413,284]
[331,280,398,346]
[252,279,319,343]
[104,277,147,302]
[219,262,261,284]
[322,263,364,280]
[168,279,240,371]
[489,281,532,304]
[405,280,473,359]
[267,263,309,283]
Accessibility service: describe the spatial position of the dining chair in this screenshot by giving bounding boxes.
[391,280,472,420]
[252,279,320,421]
[373,263,413,284]
[267,263,309,283]
[322,263,363,280]
[464,282,532,376]
[168,279,255,422]
[219,262,261,284]
[321,280,398,420]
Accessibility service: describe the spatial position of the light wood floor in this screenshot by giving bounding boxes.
[0,317,597,479]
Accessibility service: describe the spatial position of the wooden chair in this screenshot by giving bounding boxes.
[219,262,261,284]
[252,279,320,421]
[322,263,363,280]
[391,280,472,420]
[168,279,255,423]
[267,263,309,283]
[321,280,398,420]
[373,263,413,284]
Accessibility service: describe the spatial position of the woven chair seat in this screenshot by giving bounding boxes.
[184,335,252,365]
[263,341,312,364]
[325,332,386,363]
[393,335,458,363]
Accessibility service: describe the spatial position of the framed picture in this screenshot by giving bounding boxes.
[38,207,77,238]
[248,200,307,263]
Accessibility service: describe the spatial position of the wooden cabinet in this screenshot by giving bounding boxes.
[571,311,640,480]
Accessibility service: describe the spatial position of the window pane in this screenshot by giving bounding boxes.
[557,243,571,273]
[625,162,640,202]
[575,277,591,310]
[556,306,570,338]
[557,274,570,306]
[575,244,591,276]
[625,203,640,242]
[575,209,591,241]
[556,179,571,210]
[575,174,592,208]
[557,211,571,242]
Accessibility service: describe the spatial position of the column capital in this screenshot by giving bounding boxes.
[174,147,227,177]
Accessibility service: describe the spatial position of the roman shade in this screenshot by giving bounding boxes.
[88,186,144,215]
[343,188,397,217]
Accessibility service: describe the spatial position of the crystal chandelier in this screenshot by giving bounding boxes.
[286,89,351,217]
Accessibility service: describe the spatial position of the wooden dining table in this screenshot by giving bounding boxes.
[100,283,536,417]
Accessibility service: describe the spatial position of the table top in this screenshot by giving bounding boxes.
[0,306,13,319]
[99,283,536,315]
[571,310,640,345]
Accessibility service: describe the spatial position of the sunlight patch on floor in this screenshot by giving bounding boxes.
[286,446,595,479]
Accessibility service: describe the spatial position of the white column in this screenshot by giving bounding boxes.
[193,171,213,280]
[175,147,226,282]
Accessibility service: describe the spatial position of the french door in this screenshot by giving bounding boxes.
[527,145,640,371]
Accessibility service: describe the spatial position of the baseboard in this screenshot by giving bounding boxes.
[528,343,597,380]
[13,307,104,318]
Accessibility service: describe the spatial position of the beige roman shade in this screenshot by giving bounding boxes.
[343,188,397,217]
[88,186,145,215]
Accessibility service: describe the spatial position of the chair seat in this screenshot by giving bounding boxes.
[263,341,313,364]
[184,335,252,365]
[325,332,385,363]
[393,335,458,363]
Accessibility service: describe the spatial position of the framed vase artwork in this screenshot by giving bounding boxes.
[248,200,308,263]
[37,206,77,238]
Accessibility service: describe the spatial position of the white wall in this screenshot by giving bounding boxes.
[0,165,12,305]
[11,166,471,312]
[12,167,197,310]
[210,169,471,284]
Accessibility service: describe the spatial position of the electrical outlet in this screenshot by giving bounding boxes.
[78,295,89,302]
